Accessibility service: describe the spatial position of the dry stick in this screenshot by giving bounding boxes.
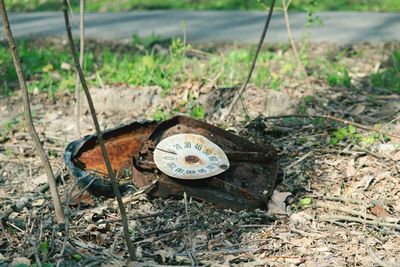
[184,192,197,267]
[222,0,276,120]
[74,0,84,138]
[282,0,307,76]
[0,0,66,224]
[315,201,399,224]
[262,114,400,140]
[27,238,43,267]
[319,214,400,230]
[61,0,136,261]
[284,150,313,171]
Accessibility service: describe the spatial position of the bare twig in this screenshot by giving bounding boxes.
[317,196,369,205]
[27,238,43,267]
[184,192,197,267]
[261,114,400,140]
[222,0,276,120]
[0,0,65,224]
[62,0,136,260]
[319,214,400,230]
[284,151,313,171]
[57,176,96,266]
[282,0,307,76]
[315,201,399,223]
[74,0,84,138]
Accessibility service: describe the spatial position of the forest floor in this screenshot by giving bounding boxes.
[0,40,400,266]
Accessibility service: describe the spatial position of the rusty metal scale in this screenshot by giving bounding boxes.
[64,116,279,210]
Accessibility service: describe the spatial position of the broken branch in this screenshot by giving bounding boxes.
[0,0,65,224]
[319,214,400,230]
[222,0,276,120]
[315,201,399,224]
[62,0,136,260]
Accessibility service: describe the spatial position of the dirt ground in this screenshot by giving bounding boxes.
[0,43,400,266]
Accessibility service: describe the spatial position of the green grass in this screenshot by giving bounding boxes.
[371,50,400,93]
[4,0,400,12]
[1,36,399,101]
[0,37,290,96]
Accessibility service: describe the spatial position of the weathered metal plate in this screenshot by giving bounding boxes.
[64,116,279,210]
[133,116,279,210]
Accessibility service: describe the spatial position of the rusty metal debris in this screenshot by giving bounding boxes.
[64,116,279,210]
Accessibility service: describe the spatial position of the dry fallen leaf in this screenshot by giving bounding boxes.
[62,190,96,207]
[370,204,390,218]
[69,190,96,206]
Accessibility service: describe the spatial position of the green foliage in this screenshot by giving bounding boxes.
[371,50,400,93]
[5,0,400,12]
[330,125,388,146]
[189,105,206,120]
[304,0,323,26]
[330,125,356,145]
[71,253,82,262]
[299,197,312,206]
[39,241,49,255]
[326,65,351,87]
[153,108,170,122]
[0,41,74,95]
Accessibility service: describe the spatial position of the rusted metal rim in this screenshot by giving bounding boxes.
[64,119,158,197]
[132,116,279,210]
[64,116,279,210]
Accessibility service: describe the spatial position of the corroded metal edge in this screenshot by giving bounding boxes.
[133,116,279,210]
[64,119,157,197]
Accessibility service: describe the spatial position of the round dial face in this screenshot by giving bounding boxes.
[153,134,230,179]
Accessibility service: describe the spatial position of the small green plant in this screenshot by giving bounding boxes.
[371,50,400,93]
[330,125,357,145]
[39,241,49,255]
[170,38,186,58]
[71,253,82,262]
[189,105,206,120]
[304,0,323,26]
[330,125,388,146]
[299,197,312,206]
[326,65,351,87]
[298,37,310,68]
[153,107,171,121]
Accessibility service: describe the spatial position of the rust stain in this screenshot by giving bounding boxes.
[77,125,157,174]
